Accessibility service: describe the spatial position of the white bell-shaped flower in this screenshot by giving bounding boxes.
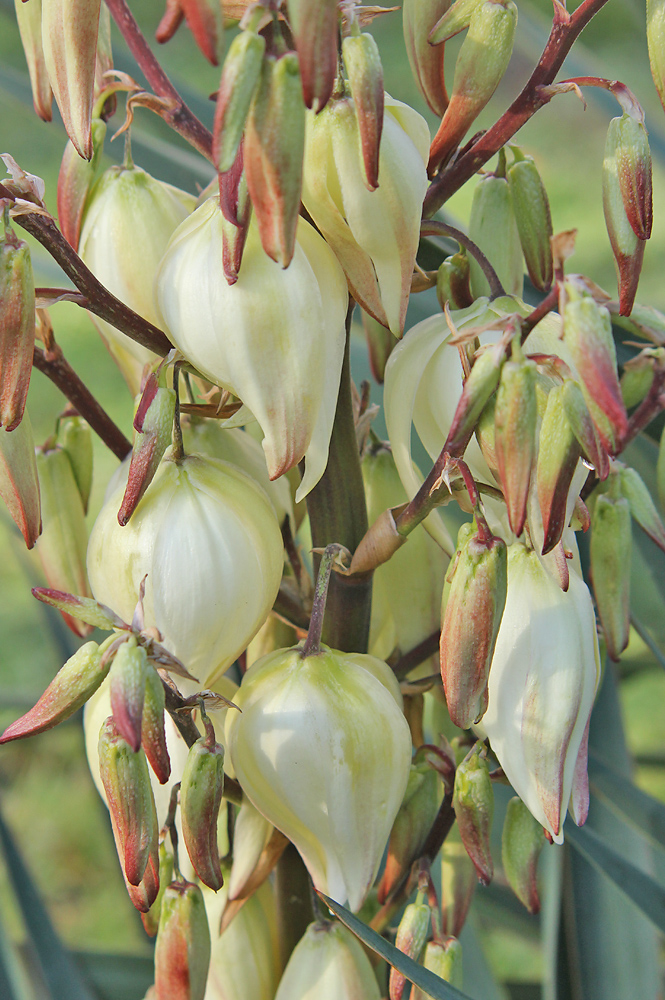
[274,920,381,1000]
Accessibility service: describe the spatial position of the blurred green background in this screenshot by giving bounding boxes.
[1,0,665,997]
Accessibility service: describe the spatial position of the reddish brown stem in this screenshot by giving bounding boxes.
[33,345,132,460]
[0,198,172,356]
[424,0,613,216]
[520,283,560,343]
[104,0,213,160]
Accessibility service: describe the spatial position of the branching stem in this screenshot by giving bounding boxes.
[421,220,505,300]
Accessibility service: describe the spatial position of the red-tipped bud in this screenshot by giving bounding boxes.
[41,0,102,159]
[0,415,41,548]
[0,641,107,743]
[57,118,106,250]
[561,379,610,482]
[342,33,384,191]
[141,667,170,785]
[507,150,553,292]
[613,112,652,241]
[14,0,52,121]
[377,760,442,903]
[98,717,159,889]
[141,841,174,937]
[428,0,517,173]
[453,744,494,884]
[440,525,507,728]
[563,286,628,454]
[494,353,537,536]
[245,51,305,267]
[616,464,665,552]
[402,0,449,117]
[536,384,582,555]
[361,309,396,384]
[179,0,223,65]
[501,796,546,914]
[389,900,431,1000]
[445,341,506,457]
[436,251,473,310]
[590,491,631,660]
[213,30,265,174]
[603,114,648,315]
[110,635,148,752]
[179,731,225,891]
[441,824,477,937]
[0,225,34,431]
[288,0,339,112]
[154,880,211,1000]
[118,374,176,526]
[32,587,124,630]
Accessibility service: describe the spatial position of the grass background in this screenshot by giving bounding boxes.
[0,0,665,994]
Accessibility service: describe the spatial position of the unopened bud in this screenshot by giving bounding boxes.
[274,919,381,1000]
[180,729,225,891]
[227,799,273,900]
[57,118,106,250]
[453,745,494,884]
[110,635,148,753]
[560,379,609,482]
[32,587,124,630]
[141,667,170,785]
[389,901,430,1000]
[536,384,581,555]
[507,150,553,291]
[563,287,627,454]
[361,310,396,384]
[245,51,305,267]
[98,717,159,889]
[0,224,35,431]
[155,880,211,1000]
[377,760,442,903]
[15,0,52,121]
[436,251,473,311]
[411,938,464,998]
[441,823,477,937]
[179,0,222,65]
[35,445,91,635]
[613,111,652,241]
[141,841,174,937]
[603,115,647,316]
[615,464,665,551]
[590,492,631,660]
[288,0,338,112]
[403,0,449,117]
[342,33,384,190]
[118,375,176,525]
[501,796,546,914]
[0,641,107,743]
[213,30,265,174]
[440,525,507,728]
[428,0,517,172]
[445,342,506,457]
[494,353,537,536]
[620,354,656,409]
[0,412,41,548]
[468,168,523,298]
[56,414,93,512]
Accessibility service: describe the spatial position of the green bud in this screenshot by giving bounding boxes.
[342,32,384,190]
[440,525,507,729]
[536,384,581,555]
[0,225,35,431]
[110,635,148,753]
[560,378,609,482]
[436,252,473,311]
[507,151,553,291]
[361,310,396,384]
[403,0,450,117]
[56,414,93,512]
[429,0,483,43]
[0,412,41,549]
[612,112,652,241]
[141,840,174,937]
[56,117,106,251]
[14,0,52,121]
[494,354,537,536]
[155,880,211,1000]
[141,667,170,785]
[245,50,306,267]
[441,823,476,937]
[502,796,546,914]
[0,641,106,743]
[590,492,631,660]
[615,464,665,551]
[602,115,647,316]
[620,356,655,409]
[180,731,226,891]
[445,341,506,457]
[411,938,464,998]
[468,170,523,299]
[389,901,431,1000]
[213,30,266,174]
[453,745,494,884]
[118,373,176,526]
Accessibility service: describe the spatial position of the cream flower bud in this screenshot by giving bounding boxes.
[225,645,412,912]
[78,164,196,391]
[301,95,429,335]
[87,452,284,688]
[156,200,348,500]
[480,543,600,843]
[274,921,381,1000]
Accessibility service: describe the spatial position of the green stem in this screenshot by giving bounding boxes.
[274,845,314,969]
[306,304,371,653]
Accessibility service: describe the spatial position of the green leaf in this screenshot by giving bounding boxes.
[566,822,665,933]
[589,750,665,849]
[0,809,98,1000]
[319,892,476,1000]
[72,952,154,1000]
